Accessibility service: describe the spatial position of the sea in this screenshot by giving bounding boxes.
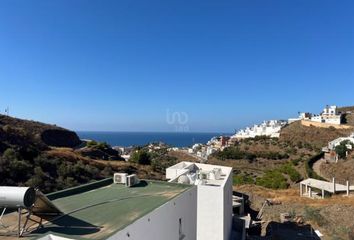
[76,131,230,148]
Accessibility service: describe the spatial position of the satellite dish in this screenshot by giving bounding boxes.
[178,175,190,184]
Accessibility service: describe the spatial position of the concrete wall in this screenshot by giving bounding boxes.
[108,186,197,240]
[196,172,233,240]
[325,117,341,125]
[197,185,223,240]
[223,171,233,240]
[301,120,352,129]
[166,162,190,180]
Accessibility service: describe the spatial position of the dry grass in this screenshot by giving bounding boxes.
[338,106,354,113]
[280,121,352,149]
[236,184,354,239]
[319,154,354,183]
[338,106,354,126]
[168,150,200,162]
[235,184,354,207]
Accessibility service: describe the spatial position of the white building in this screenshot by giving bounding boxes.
[1,163,235,240]
[288,112,311,123]
[327,132,354,151]
[231,120,287,139]
[206,146,217,156]
[321,105,342,124]
[166,162,233,240]
[322,133,354,162]
[291,105,343,125]
[1,178,198,240]
[192,143,203,151]
[310,106,342,124]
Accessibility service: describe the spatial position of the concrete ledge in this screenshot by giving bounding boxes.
[46,178,113,201]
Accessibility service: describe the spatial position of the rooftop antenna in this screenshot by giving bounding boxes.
[5,107,9,116]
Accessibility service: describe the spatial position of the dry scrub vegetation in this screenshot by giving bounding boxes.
[236,184,354,239]
[280,121,353,150]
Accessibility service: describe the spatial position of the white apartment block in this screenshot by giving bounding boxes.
[232,120,287,139]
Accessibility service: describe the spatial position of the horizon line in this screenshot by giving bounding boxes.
[75,130,234,134]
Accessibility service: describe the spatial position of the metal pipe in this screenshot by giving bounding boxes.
[18,208,21,237]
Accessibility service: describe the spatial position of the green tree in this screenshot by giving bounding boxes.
[86,140,110,150]
[2,148,18,161]
[130,150,151,165]
[335,141,350,159]
[151,155,177,172]
[86,140,98,147]
[26,167,46,188]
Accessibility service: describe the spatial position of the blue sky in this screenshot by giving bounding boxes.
[0,0,353,132]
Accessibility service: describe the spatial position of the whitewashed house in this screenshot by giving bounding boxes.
[327,133,354,150]
[292,105,343,125]
[323,132,354,162]
[231,120,287,139]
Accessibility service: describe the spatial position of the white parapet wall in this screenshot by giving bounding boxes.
[108,186,198,240]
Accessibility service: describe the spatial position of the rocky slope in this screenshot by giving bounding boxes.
[0,114,81,152]
[0,115,165,193]
[338,106,354,126]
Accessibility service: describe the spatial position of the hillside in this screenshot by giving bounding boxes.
[210,114,354,190]
[0,114,81,152]
[338,106,354,126]
[280,106,354,150]
[319,152,354,183]
[0,115,167,193]
[279,121,352,150]
[236,184,354,239]
[209,136,318,189]
[338,106,354,113]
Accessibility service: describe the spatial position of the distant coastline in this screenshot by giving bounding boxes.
[76,131,231,147]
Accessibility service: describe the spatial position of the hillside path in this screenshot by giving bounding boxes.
[312,158,330,181]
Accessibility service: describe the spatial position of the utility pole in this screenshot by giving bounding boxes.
[5,107,9,116]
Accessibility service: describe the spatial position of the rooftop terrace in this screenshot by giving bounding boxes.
[0,179,192,240]
[166,161,232,187]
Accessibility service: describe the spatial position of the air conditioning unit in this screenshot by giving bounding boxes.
[126,174,140,187]
[113,173,128,184]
